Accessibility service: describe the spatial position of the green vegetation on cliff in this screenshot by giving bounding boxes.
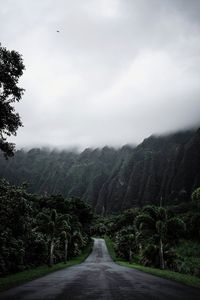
[0,129,200,214]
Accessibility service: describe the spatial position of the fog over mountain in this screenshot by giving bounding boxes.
[1,128,200,213]
[1,0,200,149]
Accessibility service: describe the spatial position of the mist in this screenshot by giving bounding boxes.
[1,0,200,149]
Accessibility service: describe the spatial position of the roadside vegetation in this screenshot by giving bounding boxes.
[104,235,200,288]
[1,179,200,290]
[0,180,93,279]
[94,188,200,288]
[104,235,117,261]
[0,241,93,291]
[118,261,200,288]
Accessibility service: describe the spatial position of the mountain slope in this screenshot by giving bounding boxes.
[96,129,200,213]
[0,129,199,214]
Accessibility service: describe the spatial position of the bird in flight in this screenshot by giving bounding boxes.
[57,30,60,33]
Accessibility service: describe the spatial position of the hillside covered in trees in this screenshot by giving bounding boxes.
[0,128,200,214]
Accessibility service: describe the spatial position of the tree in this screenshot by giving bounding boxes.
[37,209,75,266]
[135,205,185,269]
[0,181,93,276]
[0,44,25,157]
[0,180,34,274]
[192,187,200,210]
[60,215,71,263]
[36,209,60,266]
[115,226,140,263]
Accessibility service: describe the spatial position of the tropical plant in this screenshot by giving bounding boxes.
[36,209,72,266]
[192,187,200,210]
[60,215,71,263]
[0,180,93,276]
[0,44,25,157]
[115,226,141,263]
[135,205,185,269]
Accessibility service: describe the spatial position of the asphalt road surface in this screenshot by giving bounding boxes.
[0,238,200,300]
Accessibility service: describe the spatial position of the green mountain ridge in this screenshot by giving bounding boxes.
[0,129,200,214]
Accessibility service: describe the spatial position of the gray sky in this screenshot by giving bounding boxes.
[1,0,200,149]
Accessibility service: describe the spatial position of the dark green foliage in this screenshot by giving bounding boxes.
[115,226,139,263]
[105,196,200,277]
[180,187,200,239]
[192,187,200,210]
[132,206,185,269]
[90,220,107,236]
[0,44,25,157]
[0,242,93,292]
[0,147,133,211]
[175,240,200,277]
[0,129,200,213]
[0,180,93,276]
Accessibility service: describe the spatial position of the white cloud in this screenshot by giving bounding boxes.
[84,0,122,19]
[1,0,200,149]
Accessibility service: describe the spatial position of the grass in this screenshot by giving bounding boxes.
[104,236,200,289]
[118,261,200,289]
[0,242,93,292]
[175,240,200,277]
[104,235,117,261]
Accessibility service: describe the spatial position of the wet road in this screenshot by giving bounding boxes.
[0,238,199,300]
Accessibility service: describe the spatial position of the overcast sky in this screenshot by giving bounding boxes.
[1,0,200,149]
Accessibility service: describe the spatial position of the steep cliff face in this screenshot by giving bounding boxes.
[0,146,133,210]
[0,129,200,214]
[95,129,200,213]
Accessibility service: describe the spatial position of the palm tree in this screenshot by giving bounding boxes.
[70,220,87,256]
[37,209,70,266]
[47,209,57,266]
[60,215,71,263]
[115,226,140,263]
[135,205,185,269]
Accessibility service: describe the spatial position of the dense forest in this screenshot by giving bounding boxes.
[0,180,93,277]
[0,127,200,280]
[1,179,200,279]
[93,187,200,277]
[0,128,200,214]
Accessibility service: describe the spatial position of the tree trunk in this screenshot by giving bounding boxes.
[128,248,133,264]
[64,239,68,263]
[139,243,142,256]
[49,239,55,267]
[159,238,165,269]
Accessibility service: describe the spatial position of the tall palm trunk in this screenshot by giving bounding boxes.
[49,239,55,266]
[159,238,165,269]
[128,248,132,264]
[138,243,142,256]
[64,238,68,263]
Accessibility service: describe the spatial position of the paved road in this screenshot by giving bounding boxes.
[0,238,200,300]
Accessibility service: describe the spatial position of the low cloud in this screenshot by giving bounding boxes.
[1,0,200,149]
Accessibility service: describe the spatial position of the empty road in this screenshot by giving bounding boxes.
[0,238,199,300]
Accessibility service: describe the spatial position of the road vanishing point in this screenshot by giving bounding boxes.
[0,238,200,300]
